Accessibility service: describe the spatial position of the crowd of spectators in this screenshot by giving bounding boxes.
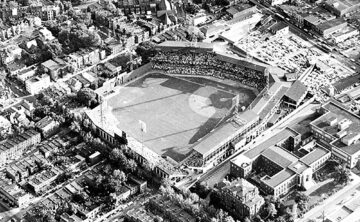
[151,51,266,91]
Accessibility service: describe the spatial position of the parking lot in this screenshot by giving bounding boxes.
[236,31,321,73]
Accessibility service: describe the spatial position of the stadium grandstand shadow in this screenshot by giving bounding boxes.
[189,117,221,145]
[161,146,193,163]
[144,127,200,143]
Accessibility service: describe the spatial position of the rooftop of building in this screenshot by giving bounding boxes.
[261,168,296,188]
[0,129,40,153]
[42,59,66,71]
[332,138,360,155]
[126,207,155,222]
[261,145,299,169]
[28,167,63,187]
[60,213,82,222]
[226,4,255,16]
[316,18,347,32]
[300,145,330,165]
[17,65,37,76]
[288,161,309,174]
[311,101,360,140]
[7,61,26,71]
[220,178,257,197]
[150,195,196,222]
[35,116,56,129]
[332,25,358,37]
[332,73,360,92]
[6,152,45,174]
[325,0,360,10]
[244,128,296,159]
[270,22,288,32]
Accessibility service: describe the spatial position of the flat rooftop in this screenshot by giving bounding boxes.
[262,145,298,169]
[300,146,330,166]
[317,18,347,32]
[311,101,360,138]
[244,128,297,159]
[261,169,295,188]
[325,0,360,11]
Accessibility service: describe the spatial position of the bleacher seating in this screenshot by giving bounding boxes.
[151,51,266,91]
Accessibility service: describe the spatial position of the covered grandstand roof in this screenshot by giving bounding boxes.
[284,80,307,103]
[193,110,258,157]
[156,41,214,52]
[215,52,269,73]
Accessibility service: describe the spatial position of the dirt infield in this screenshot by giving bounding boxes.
[107,73,255,162]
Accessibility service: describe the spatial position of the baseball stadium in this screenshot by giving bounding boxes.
[86,41,289,177]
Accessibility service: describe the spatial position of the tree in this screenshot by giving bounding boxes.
[70,121,81,133]
[203,204,217,218]
[33,106,50,118]
[127,159,137,173]
[294,191,309,204]
[214,0,229,6]
[253,215,264,222]
[274,217,287,222]
[265,203,277,219]
[77,88,97,107]
[72,192,85,204]
[161,177,172,188]
[334,165,351,185]
[189,193,199,204]
[185,3,200,14]
[224,216,235,222]
[154,216,164,222]
[135,41,157,64]
[43,213,56,222]
[244,217,252,222]
[23,205,47,222]
[294,191,309,214]
[109,148,130,170]
[216,209,227,222]
[113,169,127,182]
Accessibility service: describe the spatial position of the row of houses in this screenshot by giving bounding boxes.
[279,4,357,40]
[0,129,41,167]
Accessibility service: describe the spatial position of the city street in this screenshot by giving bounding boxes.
[299,173,360,222]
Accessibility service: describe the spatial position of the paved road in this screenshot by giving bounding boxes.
[299,172,360,222]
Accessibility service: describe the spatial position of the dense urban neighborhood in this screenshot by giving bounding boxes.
[1,0,360,221]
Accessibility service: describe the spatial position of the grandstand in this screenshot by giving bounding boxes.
[152,41,268,92]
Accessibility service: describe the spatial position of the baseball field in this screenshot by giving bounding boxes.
[107,73,256,162]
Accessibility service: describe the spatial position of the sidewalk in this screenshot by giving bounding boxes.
[298,172,360,222]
